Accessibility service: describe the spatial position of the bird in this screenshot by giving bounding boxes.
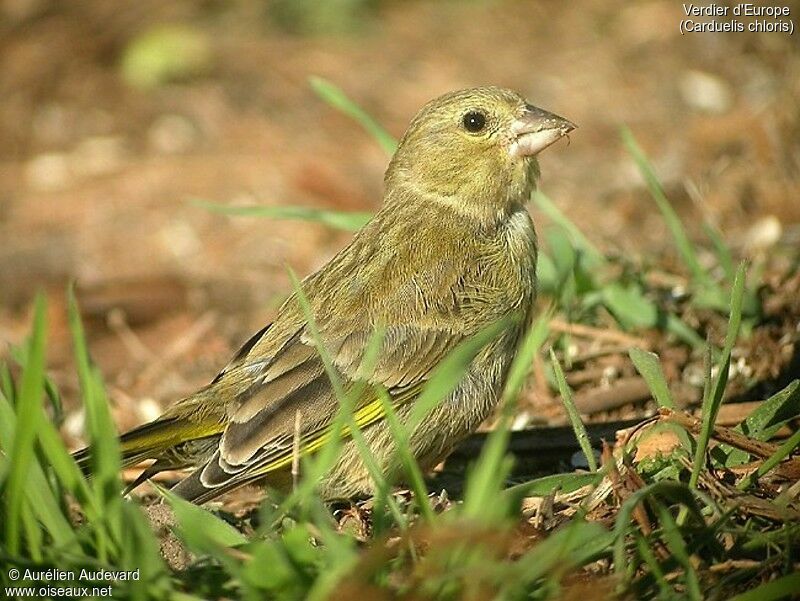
[74,86,575,504]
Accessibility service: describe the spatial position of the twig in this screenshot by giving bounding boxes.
[549,319,649,348]
[659,408,780,459]
[708,560,762,573]
[569,346,631,364]
[574,376,653,414]
[566,367,609,387]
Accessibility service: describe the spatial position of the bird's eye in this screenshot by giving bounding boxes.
[462,110,487,133]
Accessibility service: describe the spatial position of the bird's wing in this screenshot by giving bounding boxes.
[178,315,467,500]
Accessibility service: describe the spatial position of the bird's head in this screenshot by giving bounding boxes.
[385,86,575,221]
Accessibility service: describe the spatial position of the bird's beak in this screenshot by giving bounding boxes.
[509,105,576,158]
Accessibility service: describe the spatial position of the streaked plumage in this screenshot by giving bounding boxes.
[74,86,575,503]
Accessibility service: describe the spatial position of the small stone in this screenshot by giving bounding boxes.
[25,152,70,191]
[71,136,127,177]
[148,114,198,154]
[138,397,163,422]
[511,411,532,431]
[679,70,734,114]
[32,103,70,146]
[744,215,782,251]
[63,409,86,440]
[159,220,201,259]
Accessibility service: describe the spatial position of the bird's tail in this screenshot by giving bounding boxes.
[72,414,225,475]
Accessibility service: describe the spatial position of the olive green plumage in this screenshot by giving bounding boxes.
[74,86,574,503]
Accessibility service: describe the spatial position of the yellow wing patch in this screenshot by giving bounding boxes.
[250,384,418,476]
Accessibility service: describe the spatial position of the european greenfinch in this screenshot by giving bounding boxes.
[74,87,575,503]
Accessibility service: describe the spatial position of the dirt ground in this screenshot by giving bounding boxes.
[0,1,798,457]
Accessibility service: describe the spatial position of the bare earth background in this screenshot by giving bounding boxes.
[0,0,798,478]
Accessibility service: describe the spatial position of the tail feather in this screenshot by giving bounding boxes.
[171,464,288,504]
[73,416,225,477]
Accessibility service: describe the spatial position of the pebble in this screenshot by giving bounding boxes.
[148,114,198,154]
[25,152,70,191]
[71,136,127,177]
[744,215,782,251]
[138,397,164,422]
[679,70,734,114]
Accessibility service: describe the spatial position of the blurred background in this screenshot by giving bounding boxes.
[0,0,798,448]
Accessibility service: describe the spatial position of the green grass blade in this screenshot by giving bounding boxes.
[652,500,701,601]
[35,417,93,504]
[742,523,800,552]
[549,349,597,472]
[385,316,517,523]
[702,221,735,283]
[726,380,800,466]
[725,571,800,601]
[665,313,710,351]
[337,331,401,510]
[68,286,122,559]
[462,314,550,520]
[634,532,672,598]
[629,348,696,453]
[68,288,122,481]
[621,127,709,286]
[512,520,612,588]
[117,502,170,597]
[160,486,248,548]
[689,263,746,490]
[20,501,43,561]
[0,363,15,405]
[740,379,800,439]
[737,427,800,491]
[612,482,704,582]
[700,342,713,414]
[502,312,551,408]
[409,317,513,431]
[376,388,434,523]
[192,199,372,232]
[33,408,112,542]
[533,192,606,266]
[602,283,658,330]
[278,276,358,513]
[461,443,515,522]
[159,486,248,582]
[309,76,398,155]
[503,472,601,501]
[628,348,674,409]
[0,394,79,551]
[4,294,47,555]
